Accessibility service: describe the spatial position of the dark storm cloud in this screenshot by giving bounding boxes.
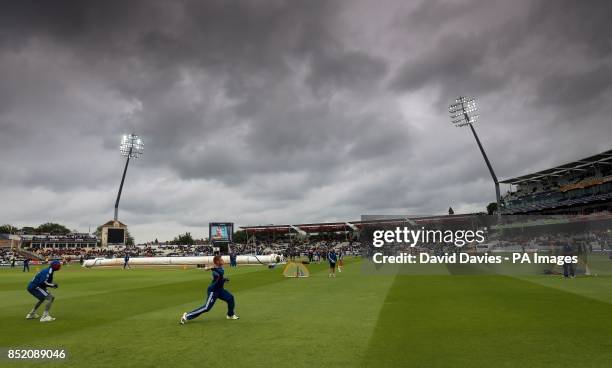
[1,0,611,240]
[389,31,507,101]
[390,0,612,110]
[536,66,612,110]
[305,48,388,94]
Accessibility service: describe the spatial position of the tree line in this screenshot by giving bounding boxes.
[0,223,72,235]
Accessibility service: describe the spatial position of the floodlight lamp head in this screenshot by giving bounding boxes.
[119,133,144,159]
[449,96,478,127]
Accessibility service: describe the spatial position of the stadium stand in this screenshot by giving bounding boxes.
[20,233,98,250]
[17,241,361,263]
[0,233,21,248]
[500,149,612,215]
[0,248,14,264]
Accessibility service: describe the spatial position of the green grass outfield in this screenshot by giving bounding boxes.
[2,257,612,367]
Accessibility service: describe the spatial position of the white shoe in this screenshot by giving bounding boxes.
[26,313,39,319]
[40,315,55,322]
[226,315,240,320]
[180,312,188,325]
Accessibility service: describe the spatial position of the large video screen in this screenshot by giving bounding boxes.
[107,228,125,244]
[209,222,233,243]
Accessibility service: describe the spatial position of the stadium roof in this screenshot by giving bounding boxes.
[240,214,480,234]
[501,149,612,185]
[101,220,127,227]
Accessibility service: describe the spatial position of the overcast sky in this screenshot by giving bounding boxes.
[1,0,611,242]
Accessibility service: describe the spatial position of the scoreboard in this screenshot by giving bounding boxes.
[209,222,233,254]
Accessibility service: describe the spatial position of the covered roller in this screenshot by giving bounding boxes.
[82,254,283,268]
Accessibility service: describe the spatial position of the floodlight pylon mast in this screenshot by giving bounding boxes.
[449,96,501,212]
[467,122,501,206]
[114,134,144,221]
[114,150,131,221]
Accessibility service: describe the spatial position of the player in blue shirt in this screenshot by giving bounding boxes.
[23,258,30,272]
[229,251,237,268]
[26,260,61,322]
[328,249,338,278]
[123,253,130,270]
[180,255,239,324]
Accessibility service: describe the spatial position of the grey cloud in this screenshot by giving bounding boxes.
[535,66,612,110]
[305,49,388,94]
[389,0,612,110]
[389,31,507,98]
[0,0,611,241]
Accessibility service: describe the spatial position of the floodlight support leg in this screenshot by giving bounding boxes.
[114,156,131,221]
[468,123,501,211]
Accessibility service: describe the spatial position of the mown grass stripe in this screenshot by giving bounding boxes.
[362,274,612,368]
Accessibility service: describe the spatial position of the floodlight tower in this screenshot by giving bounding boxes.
[114,134,144,221]
[449,96,501,211]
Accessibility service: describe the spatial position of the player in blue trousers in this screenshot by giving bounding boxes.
[328,249,337,278]
[26,260,61,322]
[180,255,239,324]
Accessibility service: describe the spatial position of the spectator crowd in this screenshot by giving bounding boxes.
[13,240,362,263]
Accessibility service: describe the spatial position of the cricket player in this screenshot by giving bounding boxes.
[180,255,239,324]
[23,258,30,272]
[562,244,575,278]
[123,252,130,270]
[229,251,237,267]
[328,249,337,278]
[26,260,61,322]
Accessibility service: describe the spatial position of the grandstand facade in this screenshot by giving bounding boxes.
[20,233,98,250]
[500,149,612,215]
[0,234,21,249]
[240,214,482,242]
